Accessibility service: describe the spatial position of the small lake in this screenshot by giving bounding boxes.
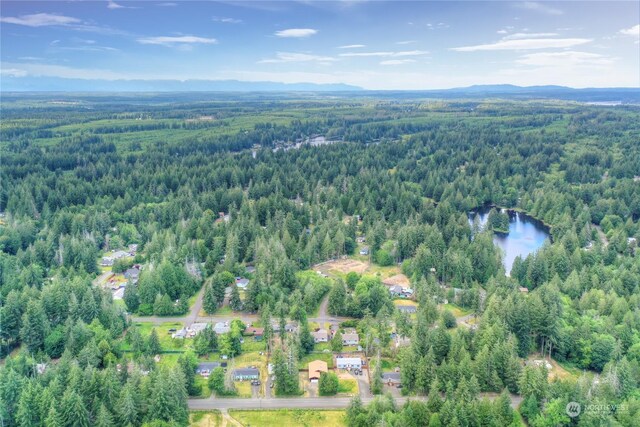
[468,208,551,275]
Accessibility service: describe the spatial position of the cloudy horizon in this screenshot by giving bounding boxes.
[1,1,638,90]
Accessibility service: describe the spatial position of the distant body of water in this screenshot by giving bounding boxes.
[469,208,550,275]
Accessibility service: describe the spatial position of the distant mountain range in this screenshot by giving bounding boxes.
[0,76,361,92]
[2,77,639,102]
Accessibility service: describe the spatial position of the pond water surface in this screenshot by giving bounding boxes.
[469,208,551,275]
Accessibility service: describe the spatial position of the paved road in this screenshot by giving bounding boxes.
[188,393,523,411]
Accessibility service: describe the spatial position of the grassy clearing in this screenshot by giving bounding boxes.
[125,322,186,352]
[338,379,358,395]
[393,300,418,307]
[442,303,472,317]
[234,381,253,398]
[229,410,346,427]
[189,410,222,426]
[194,376,212,398]
[298,352,334,369]
[369,357,395,372]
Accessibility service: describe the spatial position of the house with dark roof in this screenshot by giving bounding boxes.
[233,368,259,381]
[397,305,417,314]
[195,362,222,377]
[382,372,401,385]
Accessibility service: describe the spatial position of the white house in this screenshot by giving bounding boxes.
[213,322,230,335]
[312,329,328,343]
[336,357,362,370]
[342,333,360,346]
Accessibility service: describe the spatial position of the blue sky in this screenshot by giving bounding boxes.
[1,1,639,89]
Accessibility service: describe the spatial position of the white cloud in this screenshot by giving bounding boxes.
[338,44,365,49]
[0,13,81,27]
[503,32,558,40]
[1,68,29,77]
[107,1,125,9]
[259,52,336,64]
[619,24,639,37]
[497,30,508,34]
[0,62,128,80]
[137,35,218,46]
[396,40,416,45]
[452,37,591,51]
[516,51,614,67]
[426,22,449,30]
[380,59,416,66]
[213,16,242,24]
[274,28,317,38]
[340,50,428,57]
[517,2,563,16]
[156,2,178,6]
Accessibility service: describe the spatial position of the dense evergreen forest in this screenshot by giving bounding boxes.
[1,95,640,426]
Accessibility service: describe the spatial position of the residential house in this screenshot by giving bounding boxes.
[213,322,230,335]
[195,362,221,377]
[172,329,187,339]
[389,285,404,297]
[124,266,141,282]
[233,368,259,381]
[246,327,264,341]
[519,287,529,293]
[308,360,328,382]
[397,305,417,314]
[285,323,298,333]
[312,329,329,343]
[236,277,250,290]
[342,333,360,346]
[382,372,401,386]
[336,357,362,370]
[101,257,114,266]
[189,323,208,337]
[356,236,366,243]
[359,247,369,256]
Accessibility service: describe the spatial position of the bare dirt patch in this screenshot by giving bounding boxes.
[317,259,370,275]
[382,274,410,287]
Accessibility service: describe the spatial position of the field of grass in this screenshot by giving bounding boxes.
[189,411,222,427]
[298,352,334,369]
[229,410,346,427]
[194,376,212,398]
[124,322,186,352]
[393,300,418,307]
[442,303,472,317]
[369,357,395,372]
[338,379,357,395]
[241,339,266,353]
[234,381,253,398]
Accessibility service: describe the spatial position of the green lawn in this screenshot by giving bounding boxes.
[241,339,266,353]
[314,342,332,352]
[189,411,222,427]
[298,352,334,369]
[124,322,186,352]
[194,376,212,398]
[442,303,472,317]
[369,357,395,372]
[229,410,346,427]
[234,381,252,398]
[338,379,357,395]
